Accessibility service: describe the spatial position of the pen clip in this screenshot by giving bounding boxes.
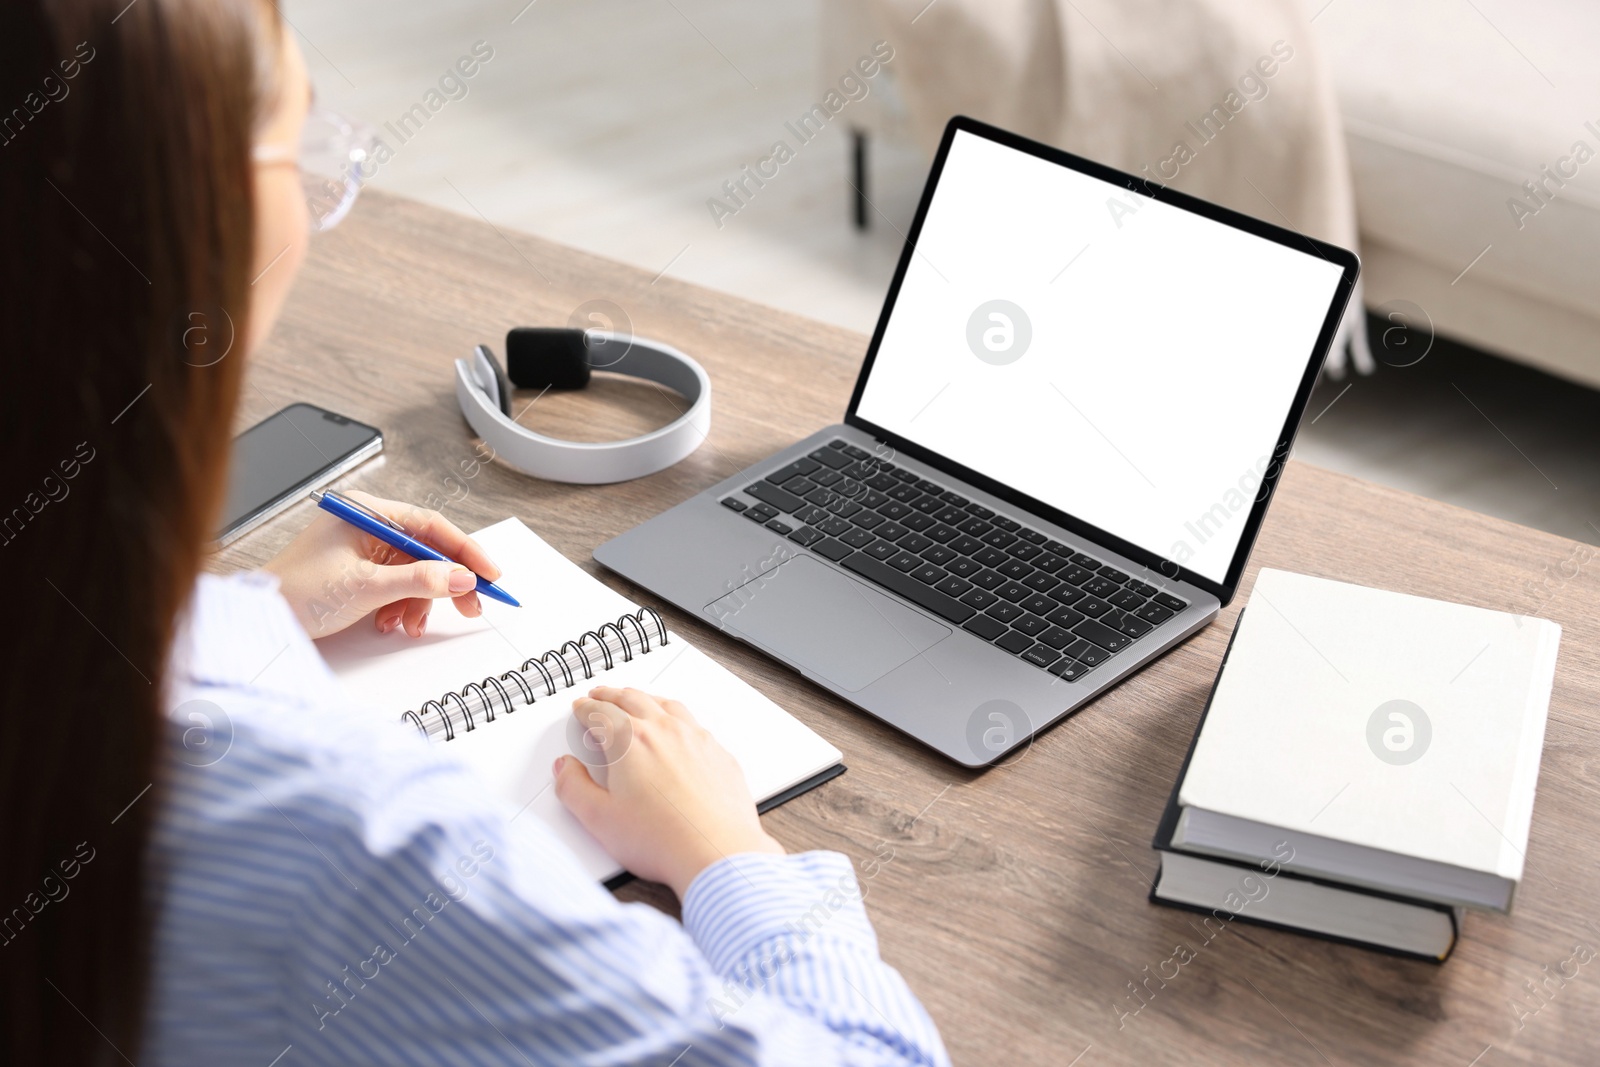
[317,490,406,532]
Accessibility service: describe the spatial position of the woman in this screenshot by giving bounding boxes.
[0,2,949,1064]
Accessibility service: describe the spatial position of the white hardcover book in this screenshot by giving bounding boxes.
[316,518,844,883]
[1174,568,1560,912]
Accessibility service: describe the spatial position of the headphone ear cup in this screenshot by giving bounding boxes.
[472,345,514,417]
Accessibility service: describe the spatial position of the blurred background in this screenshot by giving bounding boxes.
[286,0,1600,548]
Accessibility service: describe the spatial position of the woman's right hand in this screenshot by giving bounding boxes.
[553,687,785,898]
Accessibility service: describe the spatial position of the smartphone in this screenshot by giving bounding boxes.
[218,402,383,545]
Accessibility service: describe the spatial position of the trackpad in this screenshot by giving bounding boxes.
[705,556,949,692]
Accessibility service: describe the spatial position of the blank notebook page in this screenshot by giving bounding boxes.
[316,518,842,882]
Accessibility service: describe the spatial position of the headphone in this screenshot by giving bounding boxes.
[454,328,711,484]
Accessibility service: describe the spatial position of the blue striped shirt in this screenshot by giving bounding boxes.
[143,573,949,1066]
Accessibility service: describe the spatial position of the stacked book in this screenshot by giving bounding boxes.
[1150,569,1561,961]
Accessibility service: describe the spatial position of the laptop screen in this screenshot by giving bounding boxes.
[852,127,1348,586]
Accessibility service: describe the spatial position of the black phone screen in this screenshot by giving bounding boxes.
[219,403,382,540]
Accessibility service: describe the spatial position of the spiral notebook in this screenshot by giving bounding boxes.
[318,517,844,884]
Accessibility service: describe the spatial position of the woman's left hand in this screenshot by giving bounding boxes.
[262,491,503,639]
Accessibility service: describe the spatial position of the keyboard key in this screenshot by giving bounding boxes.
[911,496,943,514]
[888,551,921,572]
[1033,553,1066,573]
[853,511,886,530]
[1098,565,1130,582]
[1064,639,1110,666]
[830,500,863,518]
[996,558,1033,580]
[765,520,793,535]
[814,538,853,561]
[786,526,822,547]
[940,491,969,506]
[901,513,935,531]
[892,469,918,483]
[1104,611,1152,638]
[1048,659,1088,681]
[811,468,843,487]
[1153,592,1189,612]
[1127,580,1159,597]
[947,557,981,577]
[957,517,993,536]
[991,516,1020,532]
[1020,593,1056,615]
[898,533,934,553]
[915,479,942,494]
[1044,539,1070,554]
[964,503,995,519]
[1046,606,1086,629]
[1008,541,1043,561]
[912,564,946,585]
[996,582,1031,603]
[982,529,1018,549]
[987,601,1025,624]
[767,458,820,483]
[840,443,868,460]
[887,483,920,502]
[841,527,875,549]
[1061,565,1096,586]
[973,547,1008,569]
[1135,602,1175,624]
[922,544,958,566]
[721,497,747,512]
[950,535,985,555]
[1038,625,1075,649]
[936,576,973,597]
[839,553,976,623]
[817,517,851,537]
[1077,596,1112,617]
[878,501,912,520]
[971,570,1005,590]
[860,489,888,509]
[934,506,966,524]
[926,524,960,543]
[866,473,899,492]
[995,629,1033,654]
[1048,585,1086,606]
[1109,589,1144,611]
[747,504,778,521]
[1019,529,1046,545]
[876,521,909,541]
[1013,614,1049,637]
[960,588,999,610]
[864,539,897,560]
[1021,644,1060,669]
[745,482,804,513]
[827,439,847,449]
[783,477,819,496]
[962,614,1007,641]
[1070,553,1100,568]
[795,504,829,525]
[1084,576,1121,598]
[810,447,851,468]
[1073,618,1131,652]
[1022,572,1059,593]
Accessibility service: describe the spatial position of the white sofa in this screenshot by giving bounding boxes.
[824,0,1600,387]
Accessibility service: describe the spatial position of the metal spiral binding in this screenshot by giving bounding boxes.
[401,607,668,741]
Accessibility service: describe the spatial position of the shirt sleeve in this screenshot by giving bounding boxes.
[269,723,950,1067]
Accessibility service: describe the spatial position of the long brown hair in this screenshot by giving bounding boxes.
[0,1,279,1061]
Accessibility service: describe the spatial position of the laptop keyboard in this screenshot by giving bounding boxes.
[719,439,1189,681]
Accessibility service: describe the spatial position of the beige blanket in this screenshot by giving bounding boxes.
[859,0,1370,374]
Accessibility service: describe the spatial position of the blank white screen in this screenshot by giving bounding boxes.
[855,130,1345,583]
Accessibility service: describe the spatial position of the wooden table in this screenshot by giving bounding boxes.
[220,190,1600,1066]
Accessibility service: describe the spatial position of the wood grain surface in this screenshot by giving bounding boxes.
[217,190,1600,1066]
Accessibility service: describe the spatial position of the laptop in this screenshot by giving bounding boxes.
[595,116,1359,767]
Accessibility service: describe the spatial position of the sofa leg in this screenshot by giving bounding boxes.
[851,128,869,230]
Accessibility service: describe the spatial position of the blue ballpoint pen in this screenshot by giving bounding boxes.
[310,490,521,608]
